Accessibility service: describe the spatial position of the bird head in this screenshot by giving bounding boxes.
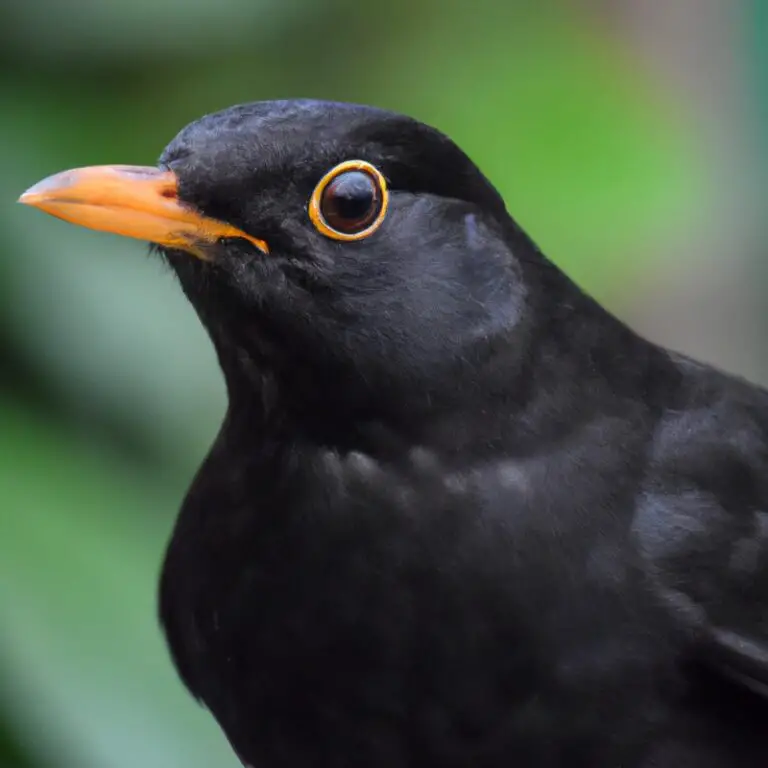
[19,100,552,433]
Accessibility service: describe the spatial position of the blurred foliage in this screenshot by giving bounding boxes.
[0,1,758,767]
[752,0,768,361]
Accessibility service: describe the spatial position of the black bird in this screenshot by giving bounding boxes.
[18,100,768,768]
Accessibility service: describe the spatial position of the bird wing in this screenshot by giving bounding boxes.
[706,626,768,698]
[635,374,768,699]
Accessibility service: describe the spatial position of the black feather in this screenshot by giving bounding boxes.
[154,100,768,767]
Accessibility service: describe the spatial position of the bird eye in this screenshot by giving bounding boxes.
[309,160,388,241]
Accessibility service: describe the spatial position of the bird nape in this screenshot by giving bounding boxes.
[18,99,768,768]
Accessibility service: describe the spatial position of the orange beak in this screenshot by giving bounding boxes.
[18,165,268,259]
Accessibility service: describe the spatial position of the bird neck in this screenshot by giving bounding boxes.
[208,256,672,463]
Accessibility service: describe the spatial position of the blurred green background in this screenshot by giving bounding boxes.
[1,1,766,766]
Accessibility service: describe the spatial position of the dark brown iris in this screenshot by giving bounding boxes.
[320,170,382,234]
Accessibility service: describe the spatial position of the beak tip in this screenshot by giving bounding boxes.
[18,179,52,207]
[18,171,77,207]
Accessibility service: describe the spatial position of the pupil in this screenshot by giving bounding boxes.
[325,171,377,224]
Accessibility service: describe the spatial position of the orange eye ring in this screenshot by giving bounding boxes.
[308,160,389,241]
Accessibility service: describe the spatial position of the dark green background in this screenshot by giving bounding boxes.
[1,2,765,766]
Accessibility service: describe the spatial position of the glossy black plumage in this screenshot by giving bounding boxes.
[153,100,768,767]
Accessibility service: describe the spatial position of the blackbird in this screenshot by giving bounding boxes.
[18,99,768,768]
